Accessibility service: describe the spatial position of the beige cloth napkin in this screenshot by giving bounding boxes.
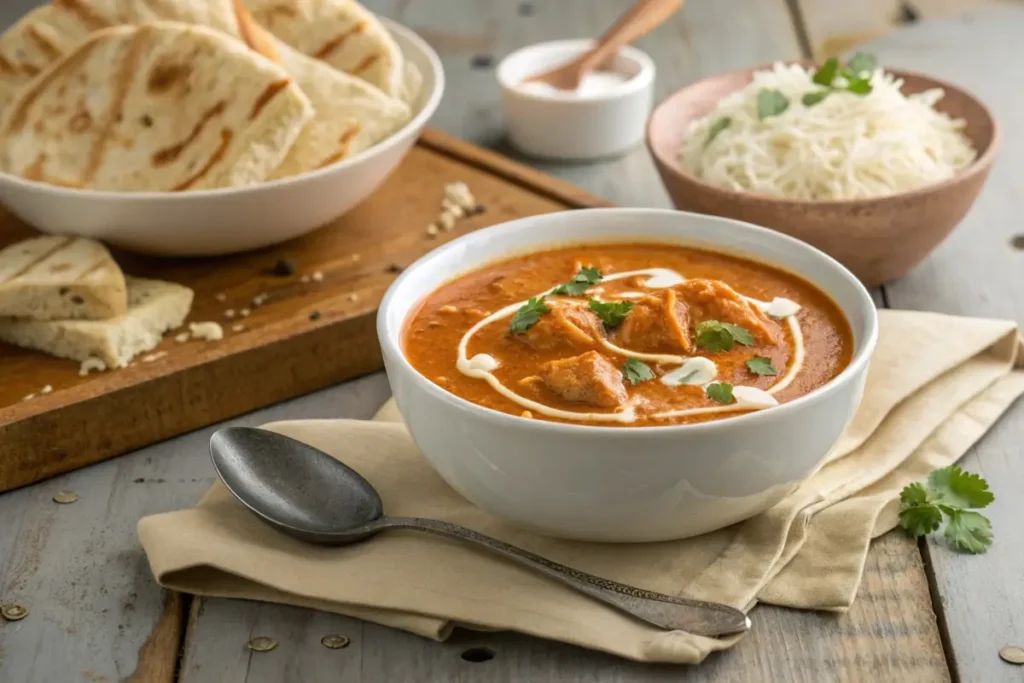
[138,310,1024,664]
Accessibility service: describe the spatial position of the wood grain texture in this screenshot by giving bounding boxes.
[0,373,392,683]
[795,0,998,58]
[0,129,609,493]
[815,9,1022,682]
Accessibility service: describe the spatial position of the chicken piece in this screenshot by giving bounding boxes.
[515,303,604,352]
[676,279,777,344]
[538,351,628,408]
[613,289,691,354]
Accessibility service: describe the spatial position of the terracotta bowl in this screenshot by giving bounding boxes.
[646,63,1000,287]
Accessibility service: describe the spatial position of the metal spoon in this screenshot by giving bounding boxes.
[209,426,751,637]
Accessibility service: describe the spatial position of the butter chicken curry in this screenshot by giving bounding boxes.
[403,243,853,426]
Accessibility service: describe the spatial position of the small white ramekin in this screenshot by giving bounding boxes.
[497,40,655,161]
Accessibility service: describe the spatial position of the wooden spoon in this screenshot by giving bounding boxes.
[523,0,683,92]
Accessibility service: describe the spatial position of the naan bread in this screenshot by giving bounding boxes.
[232,0,411,176]
[245,0,404,97]
[0,0,411,179]
[1,22,313,191]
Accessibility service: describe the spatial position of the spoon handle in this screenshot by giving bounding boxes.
[375,516,748,637]
[580,0,684,74]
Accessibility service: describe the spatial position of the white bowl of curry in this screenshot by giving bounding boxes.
[378,208,877,542]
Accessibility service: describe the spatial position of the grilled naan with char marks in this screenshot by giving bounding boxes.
[0,0,412,178]
[245,0,404,97]
[0,22,313,191]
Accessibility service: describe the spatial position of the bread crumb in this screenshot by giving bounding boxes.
[240,308,251,318]
[174,332,190,343]
[444,181,476,209]
[41,385,53,395]
[231,323,245,332]
[189,321,224,341]
[311,271,324,282]
[79,358,107,376]
[215,292,227,302]
[348,293,359,303]
[23,393,35,401]
[448,204,465,219]
[142,351,168,363]
[224,309,235,319]
[252,293,268,307]
[426,223,439,237]
[439,212,457,231]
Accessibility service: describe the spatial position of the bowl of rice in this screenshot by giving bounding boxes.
[646,57,999,286]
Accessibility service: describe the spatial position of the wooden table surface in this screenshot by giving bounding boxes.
[2,1,1022,681]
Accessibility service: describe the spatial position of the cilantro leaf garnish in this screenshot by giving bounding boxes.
[757,89,789,120]
[706,382,734,404]
[898,466,994,553]
[845,77,872,95]
[705,116,732,148]
[508,296,550,334]
[802,90,830,107]
[552,267,602,296]
[623,358,654,385]
[746,356,777,376]
[812,57,840,86]
[846,52,878,75]
[695,320,755,352]
[589,299,633,328]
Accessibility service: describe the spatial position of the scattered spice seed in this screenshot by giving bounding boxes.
[1000,646,1024,665]
[309,310,322,321]
[387,263,403,273]
[270,259,296,276]
[53,490,78,504]
[247,637,278,652]
[215,292,227,302]
[321,634,350,649]
[311,271,324,283]
[1,604,29,621]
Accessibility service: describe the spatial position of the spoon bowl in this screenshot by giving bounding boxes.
[210,426,383,543]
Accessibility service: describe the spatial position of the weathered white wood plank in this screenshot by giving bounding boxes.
[831,9,1024,682]
[0,374,391,683]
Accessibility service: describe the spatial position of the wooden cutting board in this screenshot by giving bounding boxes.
[0,129,610,492]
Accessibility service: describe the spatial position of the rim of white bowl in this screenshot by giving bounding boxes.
[496,39,655,103]
[378,207,879,436]
[0,18,445,200]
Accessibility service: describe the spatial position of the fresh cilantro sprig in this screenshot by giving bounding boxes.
[706,382,734,404]
[746,356,777,376]
[623,358,655,385]
[705,116,732,147]
[508,296,550,334]
[898,466,994,553]
[552,267,602,296]
[804,52,878,107]
[695,320,755,352]
[589,299,633,328]
[757,89,789,120]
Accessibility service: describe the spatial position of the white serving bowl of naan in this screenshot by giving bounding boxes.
[0,19,443,256]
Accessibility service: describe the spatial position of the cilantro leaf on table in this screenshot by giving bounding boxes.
[696,321,755,352]
[552,267,603,296]
[508,297,550,333]
[623,358,655,385]
[589,299,634,328]
[898,466,994,553]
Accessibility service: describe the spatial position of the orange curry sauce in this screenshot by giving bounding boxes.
[403,243,854,426]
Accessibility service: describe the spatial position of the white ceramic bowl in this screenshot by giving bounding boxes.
[497,40,655,161]
[378,208,878,542]
[0,20,444,257]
